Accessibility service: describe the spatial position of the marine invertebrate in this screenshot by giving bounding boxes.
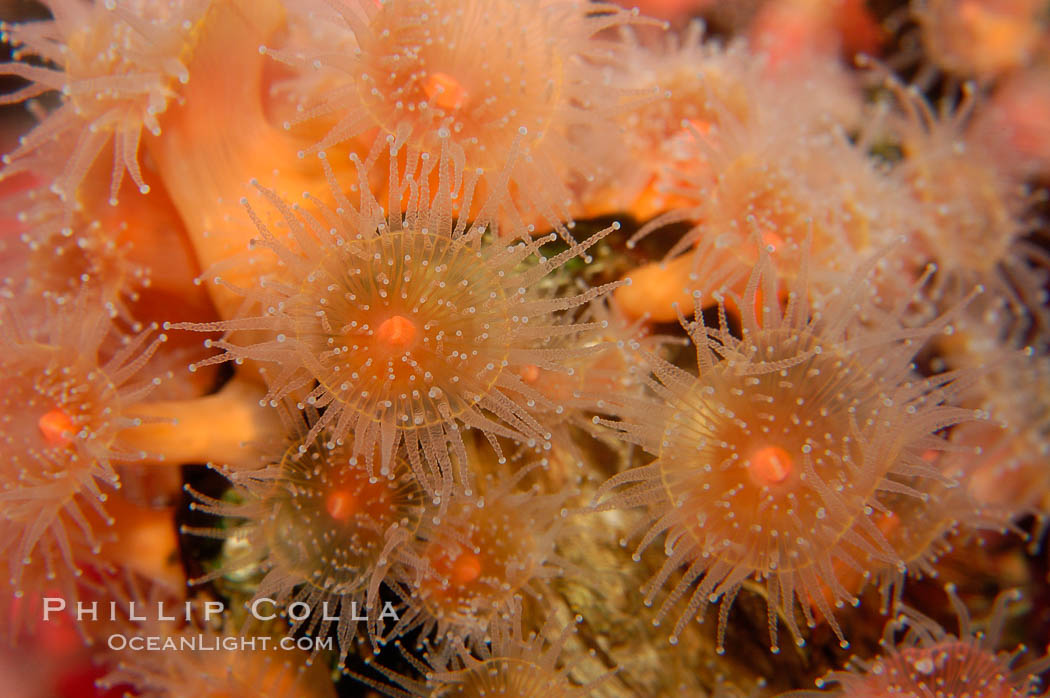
[274,0,652,237]
[0,293,166,596]
[117,376,285,470]
[594,249,980,652]
[511,295,667,461]
[143,0,329,320]
[620,89,914,320]
[581,21,759,220]
[184,415,426,659]
[0,153,217,332]
[0,2,1048,696]
[0,0,210,204]
[878,73,1048,331]
[972,62,1050,178]
[749,0,885,66]
[0,203,146,322]
[789,586,1050,697]
[386,462,573,645]
[171,147,620,497]
[96,494,185,592]
[357,607,612,697]
[584,19,865,232]
[942,335,1050,520]
[834,449,1015,614]
[910,0,1045,85]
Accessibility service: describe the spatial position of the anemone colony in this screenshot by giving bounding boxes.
[0,1,1048,697]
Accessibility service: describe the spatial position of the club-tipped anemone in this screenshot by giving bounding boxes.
[0,0,211,205]
[183,414,427,659]
[973,63,1050,178]
[169,146,621,500]
[876,71,1049,333]
[593,247,983,653]
[947,342,1050,520]
[823,448,1016,617]
[581,21,759,220]
[621,83,917,322]
[384,462,574,646]
[270,0,655,238]
[788,586,1050,697]
[910,0,1045,85]
[354,606,613,697]
[0,188,150,323]
[513,295,666,457]
[0,293,166,597]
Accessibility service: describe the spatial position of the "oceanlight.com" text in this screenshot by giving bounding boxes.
[106,633,335,653]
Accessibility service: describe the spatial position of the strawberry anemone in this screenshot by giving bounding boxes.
[184,417,426,659]
[170,147,621,500]
[910,0,1045,85]
[0,0,211,204]
[272,0,652,238]
[357,607,612,697]
[0,293,166,596]
[879,73,1048,333]
[617,85,916,322]
[384,462,573,646]
[594,250,982,652]
[790,586,1050,697]
[581,21,759,221]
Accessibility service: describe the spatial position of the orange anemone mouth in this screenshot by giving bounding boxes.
[38,408,77,447]
[422,71,469,111]
[374,314,419,351]
[325,489,359,522]
[748,445,794,486]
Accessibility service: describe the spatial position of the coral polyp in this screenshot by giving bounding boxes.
[841,450,1015,613]
[621,79,915,319]
[0,0,209,203]
[276,0,651,233]
[1,1,1049,696]
[910,0,1046,84]
[877,72,1047,330]
[791,587,1050,697]
[0,294,165,594]
[174,150,619,495]
[359,608,610,697]
[582,21,759,220]
[1,188,149,320]
[595,252,980,651]
[185,418,426,658]
[387,463,572,644]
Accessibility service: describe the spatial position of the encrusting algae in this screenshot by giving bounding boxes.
[0,1,1048,697]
